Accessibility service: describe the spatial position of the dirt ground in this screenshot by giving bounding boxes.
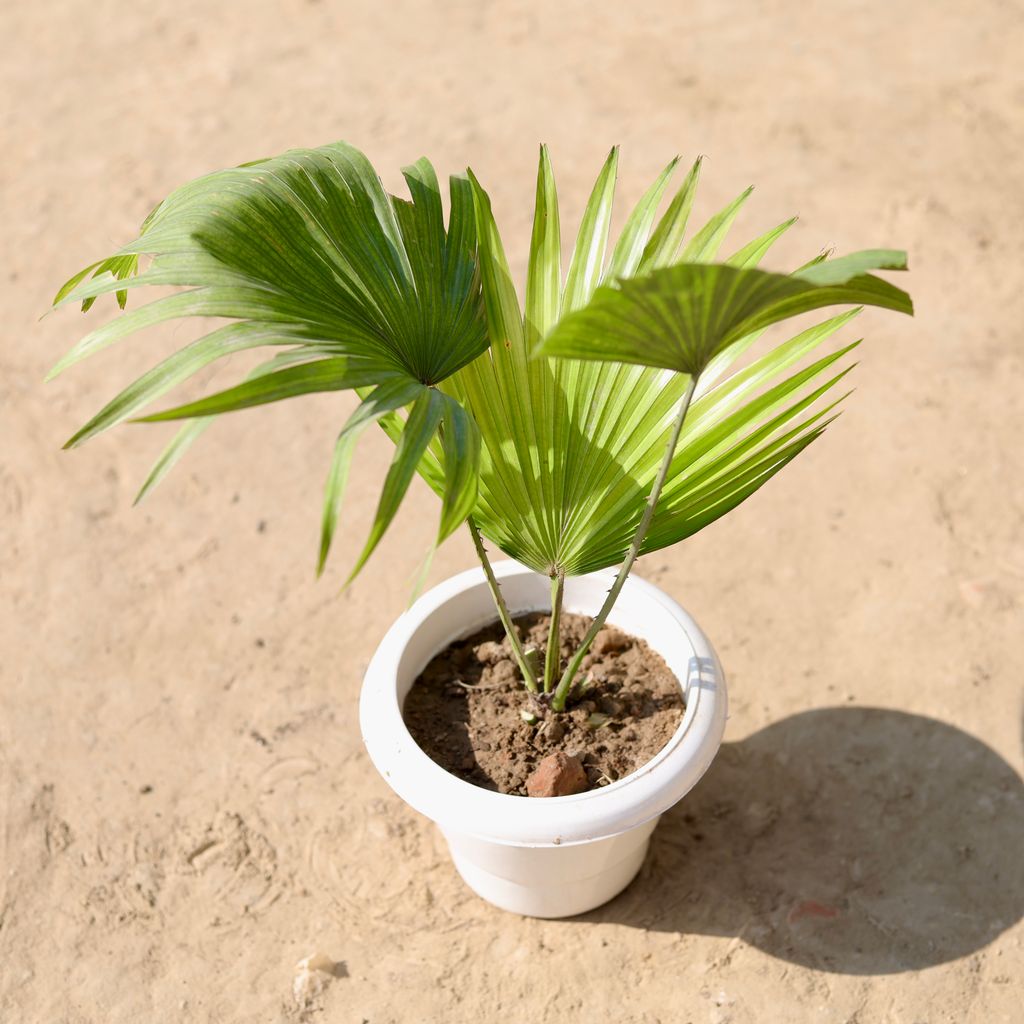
[2,1,1022,1021]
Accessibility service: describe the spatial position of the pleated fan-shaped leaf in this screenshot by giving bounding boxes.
[443,147,912,577]
[536,252,911,376]
[50,141,487,577]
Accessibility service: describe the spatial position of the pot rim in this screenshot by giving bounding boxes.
[359,560,727,847]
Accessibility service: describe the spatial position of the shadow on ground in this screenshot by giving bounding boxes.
[592,707,1024,974]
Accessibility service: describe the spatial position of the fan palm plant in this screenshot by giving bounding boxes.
[51,140,911,715]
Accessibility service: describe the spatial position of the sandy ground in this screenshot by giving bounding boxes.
[2,1,1023,1021]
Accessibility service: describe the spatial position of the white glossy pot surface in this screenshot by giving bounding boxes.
[360,561,727,918]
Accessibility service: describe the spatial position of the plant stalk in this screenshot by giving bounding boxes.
[468,517,539,693]
[551,374,699,710]
[543,571,565,693]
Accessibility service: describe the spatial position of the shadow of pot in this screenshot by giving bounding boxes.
[591,706,1024,974]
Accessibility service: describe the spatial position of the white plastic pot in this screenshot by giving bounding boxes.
[359,560,727,918]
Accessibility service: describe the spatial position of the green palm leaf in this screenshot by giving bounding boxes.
[535,254,910,376]
[317,378,427,574]
[135,357,391,422]
[133,347,324,506]
[51,141,488,577]
[452,150,911,580]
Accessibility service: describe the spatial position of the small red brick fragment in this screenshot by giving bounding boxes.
[526,752,589,798]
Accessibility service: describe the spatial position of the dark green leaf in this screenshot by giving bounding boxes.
[135,357,390,423]
[317,378,426,574]
[348,389,446,580]
[437,396,481,542]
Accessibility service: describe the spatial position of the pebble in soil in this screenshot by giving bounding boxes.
[402,611,685,797]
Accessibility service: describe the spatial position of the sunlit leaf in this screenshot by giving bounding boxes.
[453,150,911,577]
[536,255,911,376]
[53,141,488,576]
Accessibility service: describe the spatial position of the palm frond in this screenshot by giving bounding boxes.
[453,151,911,577]
[51,141,487,577]
[536,254,910,376]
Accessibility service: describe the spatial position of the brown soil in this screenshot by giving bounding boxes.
[402,612,685,796]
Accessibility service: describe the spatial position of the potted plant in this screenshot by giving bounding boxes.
[51,141,911,918]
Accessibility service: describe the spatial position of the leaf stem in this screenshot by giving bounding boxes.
[468,518,539,693]
[543,571,565,693]
[551,374,699,711]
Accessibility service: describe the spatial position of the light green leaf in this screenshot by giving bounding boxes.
[643,424,831,552]
[536,254,912,376]
[636,156,702,273]
[450,152,911,579]
[795,248,908,283]
[562,147,618,314]
[605,157,679,280]
[524,144,562,345]
[678,186,754,263]
[726,217,798,268]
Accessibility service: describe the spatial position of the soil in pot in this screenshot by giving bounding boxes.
[402,612,684,796]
